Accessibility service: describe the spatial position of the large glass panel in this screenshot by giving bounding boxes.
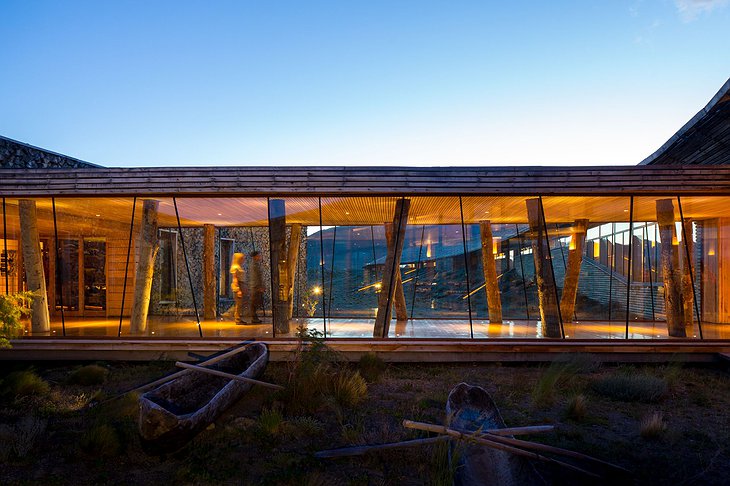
[171,197,272,338]
[461,197,540,338]
[542,196,631,339]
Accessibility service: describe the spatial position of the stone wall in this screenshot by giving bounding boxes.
[0,135,101,168]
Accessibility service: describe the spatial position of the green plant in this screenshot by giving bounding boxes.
[0,415,47,460]
[331,370,367,408]
[285,416,324,438]
[80,424,121,457]
[67,364,109,386]
[532,362,571,407]
[1,370,50,398]
[0,291,35,348]
[259,407,284,435]
[358,352,386,382]
[591,371,667,403]
[640,411,667,439]
[565,394,588,421]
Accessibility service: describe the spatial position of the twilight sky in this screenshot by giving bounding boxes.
[1,1,729,167]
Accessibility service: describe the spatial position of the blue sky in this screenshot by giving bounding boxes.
[1,1,728,167]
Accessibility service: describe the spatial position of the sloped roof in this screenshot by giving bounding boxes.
[639,78,730,166]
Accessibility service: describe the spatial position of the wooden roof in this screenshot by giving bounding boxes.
[640,78,730,166]
[2,165,730,197]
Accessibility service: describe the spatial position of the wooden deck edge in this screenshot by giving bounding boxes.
[2,339,730,362]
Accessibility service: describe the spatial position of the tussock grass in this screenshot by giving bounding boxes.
[331,371,367,408]
[591,371,667,403]
[80,424,121,457]
[358,352,386,382]
[532,362,571,407]
[1,370,50,398]
[565,394,588,421]
[0,415,47,460]
[67,364,109,386]
[259,407,284,435]
[640,411,667,439]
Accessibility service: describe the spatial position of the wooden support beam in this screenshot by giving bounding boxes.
[681,218,694,329]
[269,199,290,335]
[479,221,502,324]
[384,223,408,321]
[560,219,588,323]
[374,199,410,338]
[18,200,50,333]
[130,199,159,334]
[525,198,561,338]
[203,224,216,320]
[287,223,302,320]
[656,199,685,337]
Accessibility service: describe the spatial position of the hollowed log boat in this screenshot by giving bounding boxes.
[138,342,269,453]
[446,383,544,486]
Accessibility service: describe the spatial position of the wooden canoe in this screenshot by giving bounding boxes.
[446,382,544,486]
[138,342,269,453]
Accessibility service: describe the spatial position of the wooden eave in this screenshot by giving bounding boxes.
[2,165,730,198]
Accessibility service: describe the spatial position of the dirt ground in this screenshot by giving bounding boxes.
[1,357,729,485]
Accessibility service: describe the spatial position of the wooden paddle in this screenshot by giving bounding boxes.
[174,361,284,390]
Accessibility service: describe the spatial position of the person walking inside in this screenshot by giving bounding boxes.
[248,251,264,324]
[230,252,247,324]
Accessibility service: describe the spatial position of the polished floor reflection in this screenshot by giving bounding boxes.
[23,316,729,340]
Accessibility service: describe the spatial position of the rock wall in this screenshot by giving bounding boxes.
[0,135,101,168]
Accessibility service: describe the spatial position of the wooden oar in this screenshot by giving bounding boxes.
[403,420,553,437]
[175,361,284,390]
[403,420,600,479]
[315,436,448,459]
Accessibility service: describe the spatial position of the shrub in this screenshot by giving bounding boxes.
[80,424,120,457]
[640,411,667,439]
[1,370,50,398]
[358,352,386,382]
[67,364,109,386]
[331,370,367,408]
[0,415,47,459]
[565,394,588,421]
[0,291,35,348]
[591,372,667,403]
[285,416,324,438]
[259,407,284,435]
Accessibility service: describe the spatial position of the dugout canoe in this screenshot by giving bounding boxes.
[138,342,269,453]
[446,383,544,486]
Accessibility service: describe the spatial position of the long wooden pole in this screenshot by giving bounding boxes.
[403,420,554,437]
[18,199,50,333]
[479,221,503,324]
[175,361,284,390]
[315,436,448,459]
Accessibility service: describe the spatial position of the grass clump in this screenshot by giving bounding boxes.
[0,415,47,460]
[591,370,667,403]
[80,424,121,457]
[259,407,284,435]
[67,364,109,386]
[565,394,588,421]
[532,362,572,407]
[1,370,50,398]
[358,352,386,382]
[640,411,667,439]
[331,370,367,408]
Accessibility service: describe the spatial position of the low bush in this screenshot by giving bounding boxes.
[591,371,667,403]
[565,394,588,421]
[80,424,121,457]
[640,411,667,439]
[358,352,386,382]
[1,370,50,398]
[67,364,109,386]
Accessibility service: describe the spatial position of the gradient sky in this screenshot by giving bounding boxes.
[1,1,729,167]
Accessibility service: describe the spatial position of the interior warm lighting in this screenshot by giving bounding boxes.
[312,286,322,295]
[492,237,500,255]
[569,235,576,251]
[374,282,382,290]
[593,240,600,257]
[95,214,100,217]
[672,235,679,246]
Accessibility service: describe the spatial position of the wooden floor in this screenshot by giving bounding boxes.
[22,316,729,340]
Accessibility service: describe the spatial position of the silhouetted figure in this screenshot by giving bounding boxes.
[230,252,247,324]
[248,251,264,323]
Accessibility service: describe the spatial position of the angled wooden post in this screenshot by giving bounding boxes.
[18,200,50,333]
[374,199,410,338]
[203,224,216,320]
[269,199,290,335]
[560,219,588,323]
[287,223,302,320]
[525,198,561,338]
[479,221,502,324]
[384,223,408,321]
[130,199,159,334]
[656,199,685,337]
[681,218,694,329]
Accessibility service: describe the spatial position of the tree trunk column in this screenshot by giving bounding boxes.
[656,199,685,337]
[479,221,502,324]
[526,198,561,338]
[374,199,410,338]
[384,223,408,321]
[203,224,216,320]
[681,218,695,330]
[18,200,50,333]
[287,224,302,320]
[130,199,159,334]
[269,199,290,335]
[560,219,588,323]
